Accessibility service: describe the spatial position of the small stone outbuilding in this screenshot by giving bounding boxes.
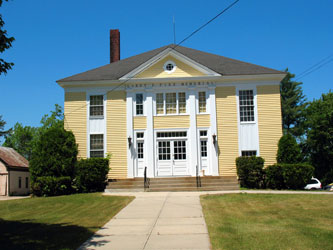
[0,146,30,196]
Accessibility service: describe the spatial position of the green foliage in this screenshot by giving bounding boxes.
[3,123,37,160]
[277,133,302,163]
[0,0,15,75]
[304,92,333,185]
[0,114,11,138]
[265,164,284,189]
[282,163,314,189]
[31,176,72,197]
[280,69,306,137]
[265,163,314,190]
[30,126,78,196]
[236,156,265,188]
[74,158,110,193]
[39,104,64,132]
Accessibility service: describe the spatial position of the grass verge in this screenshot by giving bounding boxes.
[201,194,333,250]
[0,193,134,250]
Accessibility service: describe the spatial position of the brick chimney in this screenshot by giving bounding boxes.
[110,29,120,63]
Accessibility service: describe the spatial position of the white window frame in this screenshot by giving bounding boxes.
[89,95,104,118]
[163,60,177,74]
[135,93,144,116]
[89,133,104,158]
[237,89,256,124]
[198,91,207,114]
[199,130,208,158]
[154,91,188,116]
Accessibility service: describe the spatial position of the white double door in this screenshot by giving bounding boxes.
[156,139,188,176]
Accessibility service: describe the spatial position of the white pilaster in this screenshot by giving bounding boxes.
[188,87,198,176]
[209,86,219,176]
[126,92,134,178]
[146,90,155,177]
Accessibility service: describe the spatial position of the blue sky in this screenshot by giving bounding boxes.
[0,0,332,131]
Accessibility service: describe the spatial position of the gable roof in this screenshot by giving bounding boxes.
[57,44,284,82]
[0,147,29,168]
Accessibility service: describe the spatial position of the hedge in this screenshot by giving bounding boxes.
[74,158,110,193]
[265,163,314,190]
[236,156,265,188]
[31,176,72,196]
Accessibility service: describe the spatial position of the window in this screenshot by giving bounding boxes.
[18,177,22,188]
[200,130,208,158]
[241,150,257,157]
[156,93,164,115]
[156,92,187,115]
[178,92,186,113]
[166,93,177,114]
[157,131,187,138]
[173,140,186,160]
[90,134,104,158]
[163,61,176,73]
[90,95,104,117]
[199,92,206,113]
[239,90,254,122]
[25,177,29,188]
[158,141,171,160]
[136,132,144,159]
[136,94,144,115]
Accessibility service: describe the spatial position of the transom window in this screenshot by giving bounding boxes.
[199,92,206,113]
[136,93,144,115]
[90,95,104,117]
[136,132,144,139]
[157,131,187,138]
[241,150,257,157]
[90,134,104,158]
[239,90,255,122]
[156,92,186,115]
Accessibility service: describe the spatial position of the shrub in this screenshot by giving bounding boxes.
[265,164,285,189]
[277,134,302,164]
[74,158,110,193]
[236,156,265,188]
[31,176,72,196]
[30,127,78,182]
[282,163,314,189]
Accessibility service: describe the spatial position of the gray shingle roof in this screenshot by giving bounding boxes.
[57,44,283,82]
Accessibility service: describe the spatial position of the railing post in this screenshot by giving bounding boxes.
[144,167,150,191]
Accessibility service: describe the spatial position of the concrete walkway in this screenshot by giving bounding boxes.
[79,190,332,250]
[79,192,211,250]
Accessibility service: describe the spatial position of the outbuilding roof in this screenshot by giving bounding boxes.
[0,147,29,168]
[57,44,284,82]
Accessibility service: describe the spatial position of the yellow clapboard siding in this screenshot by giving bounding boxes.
[153,115,190,129]
[133,116,147,129]
[64,92,87,158]
[196,114,210,127]
[136,56,205,78]
[107,91,127,179]
[216,87,238,177]
[257,85,283,167]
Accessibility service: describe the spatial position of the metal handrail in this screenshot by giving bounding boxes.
[144,167,150,191]
[196,165,201,188]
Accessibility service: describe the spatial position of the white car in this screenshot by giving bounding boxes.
[304,178,322,190]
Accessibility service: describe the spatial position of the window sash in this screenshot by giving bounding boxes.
[136,94,143,115]
[178,92,186,113]
[241,150,257,157]
[156,93,164,114]
[200,140,208,157]
[166,93,177,114]
[90,95,104,117]
[137,142,144,159]
[239,90,255,122]
[90,134,104,158]
[199,92,206,113]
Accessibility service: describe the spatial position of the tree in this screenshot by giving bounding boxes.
[280,69,307,137]
[0,115,10,138]
[3,123,37,160]
[276,134,302,164]
[304,92,333,184]
[30,126,78,181]
[0,0,15,75]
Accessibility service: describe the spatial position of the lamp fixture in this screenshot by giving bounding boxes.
[212,134,217,145]
[128,136,132,148]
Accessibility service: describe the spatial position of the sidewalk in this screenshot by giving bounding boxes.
[79,192,211,250]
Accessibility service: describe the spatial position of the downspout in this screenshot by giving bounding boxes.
[8,167,10,196]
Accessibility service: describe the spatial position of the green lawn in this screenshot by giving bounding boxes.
[0,193,134,250]
[201,194,333,250]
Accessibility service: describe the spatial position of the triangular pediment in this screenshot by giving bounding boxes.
[120,49,220,80]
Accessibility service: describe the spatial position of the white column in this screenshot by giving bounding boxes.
[126,92,134,178]
[188,87,198,176]
[146,89,155,177]
[209,86,219,176]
